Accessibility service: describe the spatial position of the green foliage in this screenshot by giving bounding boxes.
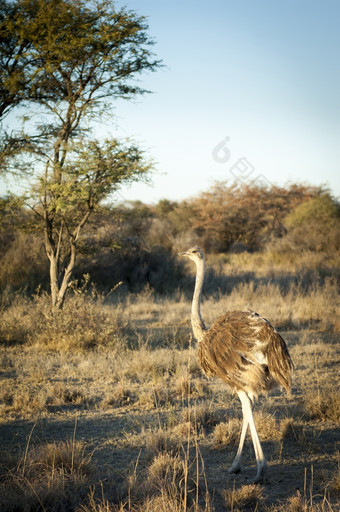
[279,193,340,253]
[33,139,152,223]
[285,193,340,227]
[0,0,161,308]
[0,0,160,116]
[154,199,178,218]
[0,0,32,118]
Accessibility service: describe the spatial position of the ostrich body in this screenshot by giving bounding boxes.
[179,246,293,483]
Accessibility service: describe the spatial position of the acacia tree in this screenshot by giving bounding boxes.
[1,0,160,308]
[0,0,28,118]
[0,0,35,165]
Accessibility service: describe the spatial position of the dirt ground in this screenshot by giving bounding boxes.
[1,329,340,511]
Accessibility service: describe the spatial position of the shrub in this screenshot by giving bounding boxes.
[189,182,321,252]
[0,231,49,293]
[278,194,340,253]
[77,243,186,294]
[29,288,126,351]
[0,281,126,350]
[285,194,340,227]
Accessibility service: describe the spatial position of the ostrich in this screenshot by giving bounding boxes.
[179,246,293,483]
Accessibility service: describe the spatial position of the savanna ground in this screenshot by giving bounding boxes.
[0,251,340,511]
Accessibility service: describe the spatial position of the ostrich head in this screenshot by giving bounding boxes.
[178,246,204,262]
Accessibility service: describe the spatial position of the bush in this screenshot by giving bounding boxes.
[277,194,340,253]
[0,281,126,351]
[77,243,186,294]
[285,194,340,227]
[0,183,337,296]
[188,182,321,252]
[0,231,49,293]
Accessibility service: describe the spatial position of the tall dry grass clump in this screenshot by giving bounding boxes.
[268,490,334,512]
[328,454,340,496]
[123,438,212,512]
[222,483,264,511]
[212,418,242,448]
[82,427,214,512]
[303,386,340,422]
[203,274,339,332]
[0,278,126,351]
[0,429,95,512]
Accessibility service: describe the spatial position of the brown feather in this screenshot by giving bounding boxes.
[179,246,294,402]
[198,310,293,398]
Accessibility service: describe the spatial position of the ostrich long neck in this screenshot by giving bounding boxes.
[191,257,207,340]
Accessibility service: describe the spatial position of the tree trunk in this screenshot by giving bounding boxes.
[44,210,90,310]
[54,237,76,310]
[49,253,59,308]
[44,219,73,310]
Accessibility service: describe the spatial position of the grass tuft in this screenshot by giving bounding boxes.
[212,419,242,448]
[328,454,340,496]
[0,287,126,351]
[253,411,281,440]
[303,386,340,422]
[222,483,264,510]
[0,437,94,512]
[147,452,187,492]
[145,428,183,455]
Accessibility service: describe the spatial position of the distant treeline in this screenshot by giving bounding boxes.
[1,181,339,294]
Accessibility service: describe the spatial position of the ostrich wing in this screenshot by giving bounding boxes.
[199,310,293,396]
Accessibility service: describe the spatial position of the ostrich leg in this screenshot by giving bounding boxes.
[238,391,267,483]
[228,399,249,474]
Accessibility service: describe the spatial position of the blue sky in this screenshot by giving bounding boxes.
[110,0,340,203]
[2,0,340,204]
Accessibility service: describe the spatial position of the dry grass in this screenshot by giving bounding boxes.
[204,277,340,332]
[181,400,220,432]
[0,431,94,512]
[211,249,340,277]
[212,419,242,448]
[1,260,339,352]
[328,455,340,496]
[303,387,340,422]
[253,411,282,441]
[117,424,213,512]
[0,254,339,511]
[79,491,210,512]
[0,286,126,351]
[222,483,264,510]
[268,490,335,512]
[103,382,135,408]
[144,427,183,455]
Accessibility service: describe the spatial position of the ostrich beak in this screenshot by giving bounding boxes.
[178,251,188,256]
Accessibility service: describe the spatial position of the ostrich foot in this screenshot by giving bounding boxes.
[253,460,267,484]
[228,461,242,474]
